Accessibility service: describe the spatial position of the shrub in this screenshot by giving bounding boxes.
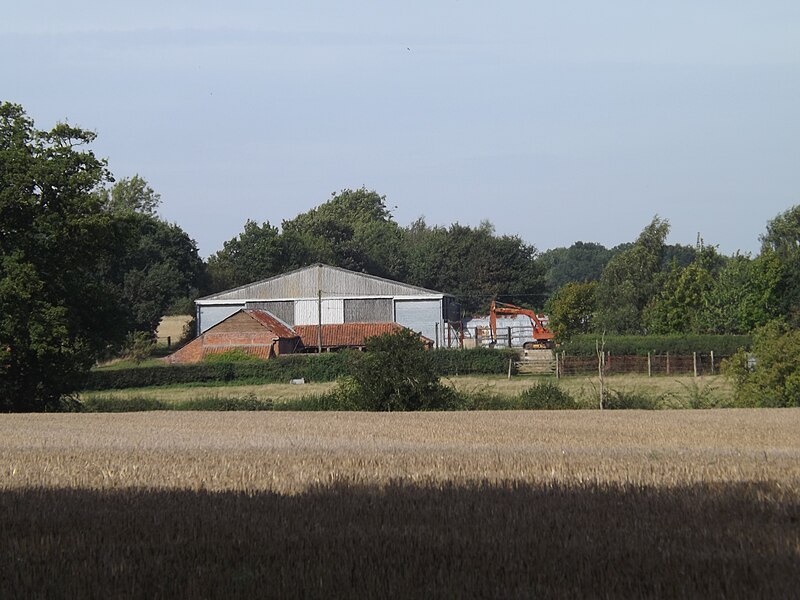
[722,321,800,407]
[604,389,656,410]
[336,329,462,411]
[561,334,751,357]
[518,382,575,410]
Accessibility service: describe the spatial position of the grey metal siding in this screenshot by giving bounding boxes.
[199,304,245,333]
[201,264,444,301]
[344,298,393,323]
[394,299,443,347]
[245,301,295,326]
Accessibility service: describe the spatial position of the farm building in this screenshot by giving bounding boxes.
[164,310,434,364]
[194,264,460,348]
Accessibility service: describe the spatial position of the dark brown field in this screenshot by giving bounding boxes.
[2,410,799,598]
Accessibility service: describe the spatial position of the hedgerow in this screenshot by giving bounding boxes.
[84,347,518,391]
[560,334,751,357]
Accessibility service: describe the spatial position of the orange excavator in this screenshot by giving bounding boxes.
[489,300,555,349]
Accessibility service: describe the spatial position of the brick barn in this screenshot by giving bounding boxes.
[164,309,301,364]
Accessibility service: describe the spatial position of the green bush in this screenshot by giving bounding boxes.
[604,389,656,410]
[722,321,800,407]
[518,382,576,410]
[336,329,463,411]
[81,396,167,412]
[429,348,518,376]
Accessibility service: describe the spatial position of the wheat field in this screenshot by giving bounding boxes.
[2,410,799,597]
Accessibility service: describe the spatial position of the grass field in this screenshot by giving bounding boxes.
[2,409,798,597]
[79,373,735,408]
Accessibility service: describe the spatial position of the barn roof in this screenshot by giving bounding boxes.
[294,323,432,349]
[198,263,450,302]
[243,309,297,338]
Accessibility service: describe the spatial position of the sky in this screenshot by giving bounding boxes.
[3,1,799,258]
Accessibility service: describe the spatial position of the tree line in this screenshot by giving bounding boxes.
[3,102,799,409]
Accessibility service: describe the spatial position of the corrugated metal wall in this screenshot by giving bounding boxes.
[395,299,443,346]
[205,265,441,301]
[343,298,393,323]
[294,299,345,325]
[245,301,295,326]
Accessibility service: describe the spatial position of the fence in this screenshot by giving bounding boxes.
[553,352,728,378]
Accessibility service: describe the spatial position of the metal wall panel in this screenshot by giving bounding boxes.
[199,304,244,333]
[394,299,443,346]
[245,301,295,326]
[202,264,445,301]
[294,299,345,325]
[343,298,393,323]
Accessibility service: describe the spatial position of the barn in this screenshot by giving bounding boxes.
[195,264,460,348]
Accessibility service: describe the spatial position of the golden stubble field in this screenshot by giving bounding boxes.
[2,409,799,598]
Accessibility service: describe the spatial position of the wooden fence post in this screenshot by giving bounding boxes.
[711,351,715,375]
[555,351,560,379]
[693,352,698,377]
[647,352,651,377]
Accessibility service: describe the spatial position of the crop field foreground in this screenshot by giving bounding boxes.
[2,410,799,598]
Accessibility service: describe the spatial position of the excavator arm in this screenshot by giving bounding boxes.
[489,300,555,349]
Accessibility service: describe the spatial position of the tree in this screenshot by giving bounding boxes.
[405,220,544,314]
[594,216,670,334]
[545,281,597,340]
[761,205,800,323]
[537,242,614,293]
[0,103,125,411]
[724,320,800,407]
[97,174,160,215]
[110,212,205,332]
[700,252,782,334]
[206,220,285,292]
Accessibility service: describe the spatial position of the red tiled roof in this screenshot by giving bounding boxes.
[295,322,413,349]
[244,309,298,338]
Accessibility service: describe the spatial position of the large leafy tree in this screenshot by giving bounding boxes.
[206,188,407,291]
[760,205,800,323]
[594,216,670,334]
[0,103,125,410]
[405,220,544,314]
[537,242,614,293]
[98,176,205,333]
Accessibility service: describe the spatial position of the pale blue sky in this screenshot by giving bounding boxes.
[3,1,799,257]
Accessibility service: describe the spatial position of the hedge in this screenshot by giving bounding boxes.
[559,334,752,357]
[84,348,518,391]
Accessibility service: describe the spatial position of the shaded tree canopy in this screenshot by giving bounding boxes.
[537,242,615,293]
[0,103,123,410]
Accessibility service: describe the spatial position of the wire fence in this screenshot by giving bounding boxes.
[554,352,729,377]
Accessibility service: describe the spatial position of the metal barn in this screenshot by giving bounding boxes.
[195,264,459,348]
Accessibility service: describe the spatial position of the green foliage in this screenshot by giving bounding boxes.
[335,329,461,411]
[97,174,160,216]
[429,347,518,376]
[545,281,597,340]
[604,389,657,410]
[0,103,126,411]
[723,321,800,407]
[760,205,800,324]
[124,331,157,365]
[560,334,751,357]
[84,348,516,391]
[109,210,205,335]
[595,216,670,334]
[518,382,576,409]
[203,349,264,363]
[405,219,544,314]
[538,242,614,292]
